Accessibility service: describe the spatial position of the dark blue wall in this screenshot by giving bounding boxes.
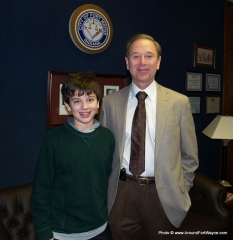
[0,0,225,190]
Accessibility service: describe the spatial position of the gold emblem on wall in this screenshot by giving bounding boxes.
[69,4,113,54]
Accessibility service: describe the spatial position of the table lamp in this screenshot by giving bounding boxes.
[202,115,233,187]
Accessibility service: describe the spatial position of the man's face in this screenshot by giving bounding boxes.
[125,39,161,89]
[64,91,99,131]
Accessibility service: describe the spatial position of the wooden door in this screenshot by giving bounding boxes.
[223,1,233,185]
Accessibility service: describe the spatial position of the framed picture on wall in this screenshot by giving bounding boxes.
[104,85,119,96]
[205,73,221,91]
[186,72,202,91]
[194,43,216,69]
[47,71,127,127]
[188,96,201,114]
[206,96,220,114]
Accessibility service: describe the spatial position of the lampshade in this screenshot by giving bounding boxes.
[202,115,233,139]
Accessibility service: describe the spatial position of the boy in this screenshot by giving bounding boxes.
[32,72,115,240]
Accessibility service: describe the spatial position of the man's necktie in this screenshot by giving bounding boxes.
[129,91,148,177]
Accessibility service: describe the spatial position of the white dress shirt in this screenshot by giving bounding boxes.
[122,81,157,177]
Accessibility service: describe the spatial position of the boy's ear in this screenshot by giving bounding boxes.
[64,102,71,111]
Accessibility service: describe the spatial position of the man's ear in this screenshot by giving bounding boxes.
[64,102,71,112]
[125,56,129,70]
[157,56,162,70]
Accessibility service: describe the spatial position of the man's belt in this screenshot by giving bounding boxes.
[119,168,155,185]
[126,174,155,185]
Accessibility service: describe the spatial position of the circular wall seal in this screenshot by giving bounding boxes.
[69,4,113,54]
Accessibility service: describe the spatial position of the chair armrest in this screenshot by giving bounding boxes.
[0,217,10,240]
[189,171,230,224]
[0,183,36,240]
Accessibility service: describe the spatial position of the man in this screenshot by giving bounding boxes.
[100,34,199,240]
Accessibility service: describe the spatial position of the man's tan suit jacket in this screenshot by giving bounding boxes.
[100,82,199,228]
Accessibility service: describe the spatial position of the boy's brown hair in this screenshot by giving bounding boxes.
[61,72,102,104]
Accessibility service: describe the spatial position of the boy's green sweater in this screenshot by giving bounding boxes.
[32,122,115,240]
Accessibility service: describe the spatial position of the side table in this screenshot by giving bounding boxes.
[225,198,233,240]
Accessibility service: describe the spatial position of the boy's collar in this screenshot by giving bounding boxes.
[67,117,100,133]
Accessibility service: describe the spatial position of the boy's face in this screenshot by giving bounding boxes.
[64,91,99,131]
